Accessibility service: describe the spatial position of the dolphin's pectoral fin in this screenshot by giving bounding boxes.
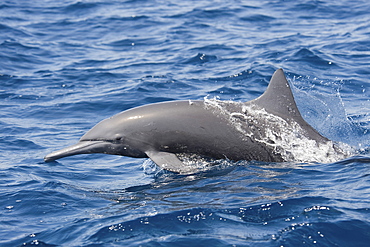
[145,151,195,174]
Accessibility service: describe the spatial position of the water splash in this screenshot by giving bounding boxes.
[204,98,351,163]
[143,154,235,175]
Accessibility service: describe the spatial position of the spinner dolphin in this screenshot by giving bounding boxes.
[44,69,346,174]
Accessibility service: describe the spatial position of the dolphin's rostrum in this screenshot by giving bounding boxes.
[44,69,346,174]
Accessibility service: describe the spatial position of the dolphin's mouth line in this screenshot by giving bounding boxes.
[81,139,118,144]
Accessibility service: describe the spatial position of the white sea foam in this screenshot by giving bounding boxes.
[143,154,234,175]
[204,98,350,163]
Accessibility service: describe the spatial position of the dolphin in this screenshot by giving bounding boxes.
[44,69,345,174]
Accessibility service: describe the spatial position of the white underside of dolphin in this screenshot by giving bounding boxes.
[44,69,349,174]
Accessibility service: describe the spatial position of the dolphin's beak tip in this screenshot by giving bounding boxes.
[44,154,55,163]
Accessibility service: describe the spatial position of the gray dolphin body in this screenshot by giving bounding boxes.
[44,69,344,174]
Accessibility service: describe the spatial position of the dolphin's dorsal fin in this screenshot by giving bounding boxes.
[251,68,328,142]
[252,69,302,120]
[145,151,197,174]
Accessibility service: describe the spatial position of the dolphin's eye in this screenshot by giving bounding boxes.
[114,135,123,141]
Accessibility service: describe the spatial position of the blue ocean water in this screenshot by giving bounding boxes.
[1,0,369,246]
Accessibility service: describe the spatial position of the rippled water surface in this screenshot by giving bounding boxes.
[1,0,369,246]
